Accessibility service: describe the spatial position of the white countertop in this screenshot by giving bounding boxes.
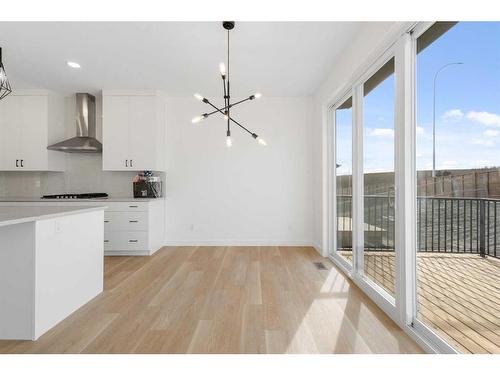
[0,205,106,227]
[0,197,164,202]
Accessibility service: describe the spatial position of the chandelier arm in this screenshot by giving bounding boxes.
[205,100,228,117]
[203,100,257,137]
[203,97,252,117]
[228,97,252,108]
[228,116,258,138]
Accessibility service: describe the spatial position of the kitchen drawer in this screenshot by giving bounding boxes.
[104,201,149,212]
[104,231,149,251]
[104,211,148,231]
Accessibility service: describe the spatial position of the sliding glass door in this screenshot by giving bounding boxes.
[362,57,396,298]
[413,21,500,353]
[328,21,500,353]
[334,97,354,266]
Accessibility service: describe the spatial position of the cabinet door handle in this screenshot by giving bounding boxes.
[20,159,24,168]
[130,159,133,168]
[129,220,138,223]
[129,239,138,243]
[125,159,128,167]
[16,159,19,168]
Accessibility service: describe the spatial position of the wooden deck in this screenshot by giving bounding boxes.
[340,251,500,353]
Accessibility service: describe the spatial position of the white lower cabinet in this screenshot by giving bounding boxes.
[103,200,164,256]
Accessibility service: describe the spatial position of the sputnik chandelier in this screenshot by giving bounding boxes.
[192,21,266,147]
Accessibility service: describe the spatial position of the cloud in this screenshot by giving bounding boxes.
[442,109,463,120]
[473,139,494,146]
[484,129,500,137]
[368,128,394,137]
[416,126,425,135]
[466,111,500,127]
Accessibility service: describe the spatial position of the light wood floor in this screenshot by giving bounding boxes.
[341,251,500,354]
[0,246,422,354]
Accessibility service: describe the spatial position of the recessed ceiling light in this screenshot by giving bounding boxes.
[66,61,81,69]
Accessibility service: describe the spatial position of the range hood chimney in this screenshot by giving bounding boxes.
[48,93,102,153]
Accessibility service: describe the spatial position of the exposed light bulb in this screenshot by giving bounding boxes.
[257,138,267,146]
[66,61,81,69]
[192,115,205,123]
[226,136,232,148]
[219,62,226,76]
[254,93,262,99]
[224,114,229,120]
[194,93,204,101]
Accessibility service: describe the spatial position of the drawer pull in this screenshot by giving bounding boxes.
[104,220,109,223]
[129,205,139,208]
[104,240,109,243]
[129,239,138,243]
[129,220,139,223]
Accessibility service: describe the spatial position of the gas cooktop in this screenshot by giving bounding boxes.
[41,193,109,200]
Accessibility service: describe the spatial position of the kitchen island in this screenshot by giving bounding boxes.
[0,205,106,340]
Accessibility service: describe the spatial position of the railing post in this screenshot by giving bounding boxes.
[479,199,486,258]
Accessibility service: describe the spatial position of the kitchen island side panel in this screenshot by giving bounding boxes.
[34,210,104,339]
[0,222,35,340]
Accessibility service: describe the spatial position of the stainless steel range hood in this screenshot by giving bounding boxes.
[48,93,102,153]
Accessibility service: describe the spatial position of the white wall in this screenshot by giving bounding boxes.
[165,97,314,245]
[311,22,404,255]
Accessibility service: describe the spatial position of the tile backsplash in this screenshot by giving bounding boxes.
[0,153,163,198]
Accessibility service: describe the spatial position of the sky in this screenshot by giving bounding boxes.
[336,22,500,175]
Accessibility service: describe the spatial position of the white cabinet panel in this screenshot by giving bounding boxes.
[0,95,21,170]
[104,201,150,212]
[129,96,156,170]
[19,96,48,171]
[104,211,148,231]
[0,91,65,171]
[102,91,166,172]
[102,95,130,171]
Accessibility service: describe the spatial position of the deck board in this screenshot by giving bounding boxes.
[341,251,500,353]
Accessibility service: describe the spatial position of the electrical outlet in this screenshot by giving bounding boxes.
[55,219,62,234]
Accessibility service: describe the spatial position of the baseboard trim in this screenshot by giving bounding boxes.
[311,242,323,255]
[163,239,315,247]
[104,250,152,256]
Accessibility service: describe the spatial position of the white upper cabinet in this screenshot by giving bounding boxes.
[102,91,166,171]
[0,90,65,171]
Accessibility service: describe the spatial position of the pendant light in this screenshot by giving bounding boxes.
[0,47,12,100]
[192,21,266,147]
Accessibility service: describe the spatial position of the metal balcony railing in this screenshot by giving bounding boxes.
[336,195,500,259]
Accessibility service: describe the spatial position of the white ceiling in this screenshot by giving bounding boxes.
[0,22,362,97]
